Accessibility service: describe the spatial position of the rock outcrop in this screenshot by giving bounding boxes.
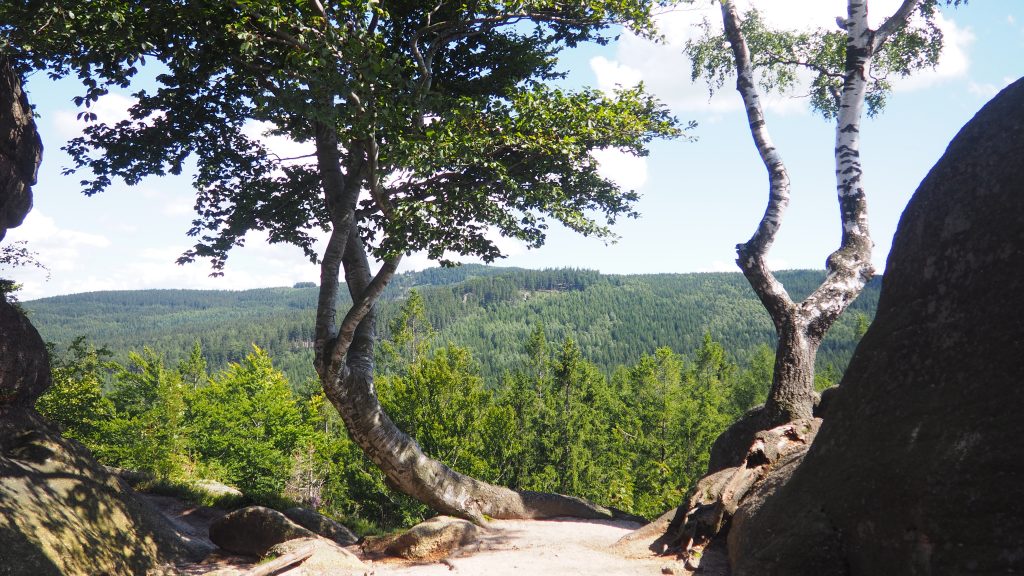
[283,506,358,546]
[0,55,41,242]
[0,292,206,574]
[727,77,1024,575]
[209,506,317,557]
[363,515,479,561]
[0,58,202,574]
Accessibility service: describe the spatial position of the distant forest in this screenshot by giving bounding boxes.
[24,265,880,388]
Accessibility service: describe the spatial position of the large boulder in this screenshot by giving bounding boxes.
[0,409,206,575]
[728,78,1024,574]
[0,299,51,407]
[362,515,479,561]
[283,506,358,546]
[209,506,316,557]
[0,54,41,242]
[265,537,366,575]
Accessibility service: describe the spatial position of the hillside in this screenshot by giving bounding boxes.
[23,266,880,385]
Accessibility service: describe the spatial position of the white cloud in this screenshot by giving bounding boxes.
[592,148,649,190]
[52,91,165,139]
[5,211,110,273]
[966,77,1016,101]
[590,56,643,94]
[967,81,1000,99]
[890,12,974,92]
[242,121,315,167]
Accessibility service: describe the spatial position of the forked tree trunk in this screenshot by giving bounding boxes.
[311,123,615,524]
[708,0,920,468]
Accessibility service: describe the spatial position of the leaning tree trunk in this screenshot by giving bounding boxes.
[311,122,615,524]
[707,0,918,471]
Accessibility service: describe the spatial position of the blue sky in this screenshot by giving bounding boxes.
[7,1,1022,299]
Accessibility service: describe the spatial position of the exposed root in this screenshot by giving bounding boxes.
[674,419,821,570]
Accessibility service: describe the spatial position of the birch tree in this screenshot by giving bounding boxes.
[1,0,680,522]
[684,0,956,467]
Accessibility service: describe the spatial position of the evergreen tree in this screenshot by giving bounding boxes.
[186,346,303,497]
[101,348,189,480]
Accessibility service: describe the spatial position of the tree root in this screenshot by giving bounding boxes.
[673,418,821,571]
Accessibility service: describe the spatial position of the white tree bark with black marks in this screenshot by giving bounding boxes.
[721,0,920,426]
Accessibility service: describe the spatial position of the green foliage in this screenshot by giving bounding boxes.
[24,267,880,388]
[686,2,950,119]
[101,348,189,480]
[36,338,115,447]
[33,320,823,527]
[187,346,304,497]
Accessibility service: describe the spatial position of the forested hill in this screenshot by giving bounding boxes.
[23,266,880,386]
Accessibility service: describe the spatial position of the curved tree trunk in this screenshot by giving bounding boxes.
[311,122,615,524]
[707,0,918,469]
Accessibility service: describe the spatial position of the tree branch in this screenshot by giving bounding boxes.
[720,0,794,318]
[328,229,402,375]
[873,0,921,51]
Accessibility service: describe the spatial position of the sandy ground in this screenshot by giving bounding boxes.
[143,491,677,575]
[366,517,671,576]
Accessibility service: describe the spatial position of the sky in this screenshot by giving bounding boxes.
[6,1,1022,300]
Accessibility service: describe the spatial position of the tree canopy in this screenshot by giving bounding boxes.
[1,0,680,271]
[3,0,684,520]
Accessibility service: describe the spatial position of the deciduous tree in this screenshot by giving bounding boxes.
[686,0,958,466]
[2,0,681,522]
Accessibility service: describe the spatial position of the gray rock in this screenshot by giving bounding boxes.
[266,537,365,575]
[0,410,204,575]
[0,55,41,242]
[210,506,315,557]
[283,506,358,546]
[0,300,51,407]
[612,506,680,558]
[363,515,478,561]
[193,478,243,498]
[728,77,1024,575]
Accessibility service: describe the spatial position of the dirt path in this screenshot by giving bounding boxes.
[143,490,676,575]
[366,517,670,576]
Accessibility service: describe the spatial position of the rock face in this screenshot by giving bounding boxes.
[209,506,316,557]
[0,299,51,407]
[0,55,41,242]
[728,77,1024,575]
[0,408,204,575]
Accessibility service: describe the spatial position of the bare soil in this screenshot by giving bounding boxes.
[145,491,676,575]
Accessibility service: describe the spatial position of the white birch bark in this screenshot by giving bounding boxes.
[719,0,919,424]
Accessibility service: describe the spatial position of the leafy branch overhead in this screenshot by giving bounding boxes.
[2,0,685,522]
[4,0,683,273]
[687,0,960,119]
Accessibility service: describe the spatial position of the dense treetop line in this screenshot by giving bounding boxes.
[37,291,801,528]
[25,266,878,387]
